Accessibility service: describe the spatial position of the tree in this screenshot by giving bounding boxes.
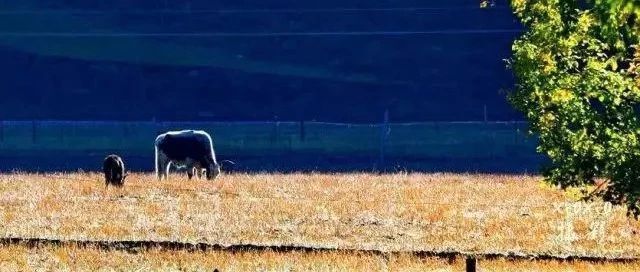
[508,0,640,215]
[480,0,496,8]
[603,0,640,12]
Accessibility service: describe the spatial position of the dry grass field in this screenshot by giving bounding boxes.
[0,172,639,270]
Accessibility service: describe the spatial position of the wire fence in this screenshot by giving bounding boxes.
[0,235,636,263]
[0,6,511,14]
[0,120,536,158]
[0,29,522,37]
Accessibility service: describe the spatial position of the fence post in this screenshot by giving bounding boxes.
[514,121,519,145]
[122,122,129,137]
[154,118,162,136]
[379,109,390,170]
[465,256,477,272]
[159,0,168,26]
[32,120,37,144]
[271,116,279,144]
[483,104,488,123]
[59,122,64,144]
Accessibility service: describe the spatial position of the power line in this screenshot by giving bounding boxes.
[0,29,522,38]
[0,6,510,15]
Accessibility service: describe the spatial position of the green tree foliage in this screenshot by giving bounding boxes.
[603,0,640,13]
[508,0,640,215]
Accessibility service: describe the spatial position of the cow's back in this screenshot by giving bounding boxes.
[103,155,121,173]
[156,131,212,161]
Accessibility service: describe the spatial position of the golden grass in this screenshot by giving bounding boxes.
[0,172,639,260]
[481,258,640,272]
[1,244,640,271]
[0,244,460,272]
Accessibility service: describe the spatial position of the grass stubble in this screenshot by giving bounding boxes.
[0,172,639,271]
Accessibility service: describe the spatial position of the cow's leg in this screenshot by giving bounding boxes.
[164,161,172,180]
[187,167,194,180]
[155,147,163,180]
[191,161,202,179]
[156,149,170,180]
[105,173,111,189]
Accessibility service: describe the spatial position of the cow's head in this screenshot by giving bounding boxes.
[206,163,221,180]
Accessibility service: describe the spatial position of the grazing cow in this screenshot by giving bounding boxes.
[155,130,221,180]
[102,154,127,187]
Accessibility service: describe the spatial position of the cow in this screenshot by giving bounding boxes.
[155,130,221,180]
[102,154,128,187]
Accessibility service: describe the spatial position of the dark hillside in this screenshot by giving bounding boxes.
[0,1,522,122]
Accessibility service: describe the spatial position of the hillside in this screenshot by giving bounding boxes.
[0,1,522,122]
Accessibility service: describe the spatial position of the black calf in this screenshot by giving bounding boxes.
[103,154,127,187]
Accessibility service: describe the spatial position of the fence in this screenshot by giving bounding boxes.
[0,236,634,272]
[0,120,542,172]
